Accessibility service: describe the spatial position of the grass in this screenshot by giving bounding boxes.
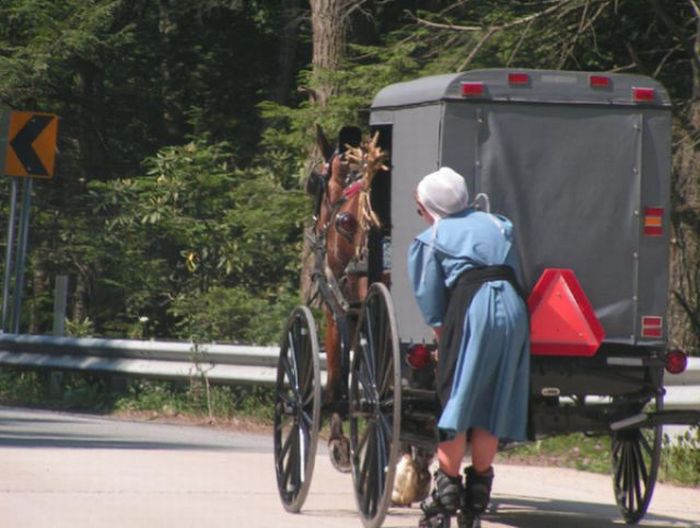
[499,430,700,487]
[498,433,612,474]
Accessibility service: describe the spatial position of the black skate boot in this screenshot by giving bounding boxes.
[458,466,494,528]
[418,469,463,528]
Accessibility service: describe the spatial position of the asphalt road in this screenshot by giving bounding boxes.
[0,406,698,528]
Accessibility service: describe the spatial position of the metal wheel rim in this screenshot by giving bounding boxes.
[349,282,401,528]
[611,392,663,524]
[273,305,321,513]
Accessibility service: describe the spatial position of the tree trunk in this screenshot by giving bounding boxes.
[72,273,88,323]
[29,256,48,334]
[300,1,352,302]
[669,15,700,354]
[274,0,303,104]
[159,0,184,142]
[76,59,109,181]
[309,0,350,105]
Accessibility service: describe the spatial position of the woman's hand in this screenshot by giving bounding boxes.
[432,326,442,361]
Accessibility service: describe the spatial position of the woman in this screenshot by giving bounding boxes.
[408,167,529,528]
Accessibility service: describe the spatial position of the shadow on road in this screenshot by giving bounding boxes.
[0,407,272,452]
[487,494,699,528]
[294,496,700,528]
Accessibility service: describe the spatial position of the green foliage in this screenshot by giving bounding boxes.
[0,369,44,404]
[113,379,275,422]
[0,368,275,422]
[661,427,700,486]
[65,317,95,337]
[502,429,700,488]
[170,286,296,344]
[0,0,697,350]
[89,139,306,340]
[500,433,612,474]
[258,40,423,182]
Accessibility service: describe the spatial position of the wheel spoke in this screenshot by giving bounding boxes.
[377,413,393,444]
[280,355,295,387]
[364,304,377,379]
[289,329,302,390]
[612,436,623,458]
[357,357,375,395]
[614,444,624,494]
[375,418,387,504]
[626,443,635,513]
[298,422,307,485]
[633,435,649,488]
[276,389,295,410]
[618,442,629,504]
[357,422,371,453]
[300,409,313,429]
[378,361,393,397]
[280,426,295,461]
[376,303,387,379]
[283,426,299,490]
[639,429,653,457]
[361,426,376,515]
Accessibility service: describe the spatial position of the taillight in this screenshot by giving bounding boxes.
[406,344,432,369]
[633,87,655,103]
[641,316,663,338]
[643,207,664,236]
[508,72,530,86]
[461,82,484,97]
[589,75,611,88]
[336,212,358,238]
[665,349,687,375]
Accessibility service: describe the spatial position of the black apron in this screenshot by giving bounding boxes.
[437,265,527,409]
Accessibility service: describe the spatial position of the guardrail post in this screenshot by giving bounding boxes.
[52,275,68,336]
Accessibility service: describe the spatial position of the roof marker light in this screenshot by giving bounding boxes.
[590,75,611,88]
[461,82,484,97]
[508,72,530,86]
[633,87,655,103]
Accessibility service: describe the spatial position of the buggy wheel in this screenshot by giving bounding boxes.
[274,306,322,513]
[611,392,663,524]
[349,283,401,528]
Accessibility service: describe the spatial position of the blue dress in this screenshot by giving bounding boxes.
[407,208,530,442]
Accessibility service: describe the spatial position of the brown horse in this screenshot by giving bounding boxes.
[306,125,431,502]
[312,127,383,402]
[305,125,385,469]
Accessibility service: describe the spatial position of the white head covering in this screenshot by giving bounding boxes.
[415,167,469,284]
[416,167,469,220]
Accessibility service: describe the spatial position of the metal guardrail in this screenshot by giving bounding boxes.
[0,333,697,410]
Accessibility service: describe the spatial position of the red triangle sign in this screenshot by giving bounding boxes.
[528,269,605,356]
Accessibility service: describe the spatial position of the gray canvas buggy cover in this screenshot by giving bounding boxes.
[370,69,671,352]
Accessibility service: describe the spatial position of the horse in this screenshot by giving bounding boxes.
[305,124,385,470]
[305,126,431,506]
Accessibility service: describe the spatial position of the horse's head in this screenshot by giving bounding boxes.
[307,124,364,225]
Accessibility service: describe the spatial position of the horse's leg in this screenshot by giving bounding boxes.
[323,307,340,404]
[323,308,351,473]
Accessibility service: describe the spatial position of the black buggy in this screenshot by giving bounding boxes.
[273,69,700,528]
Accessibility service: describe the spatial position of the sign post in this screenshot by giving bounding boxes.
[1,111,58,333]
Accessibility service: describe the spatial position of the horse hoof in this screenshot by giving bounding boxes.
[328,436,351,473]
